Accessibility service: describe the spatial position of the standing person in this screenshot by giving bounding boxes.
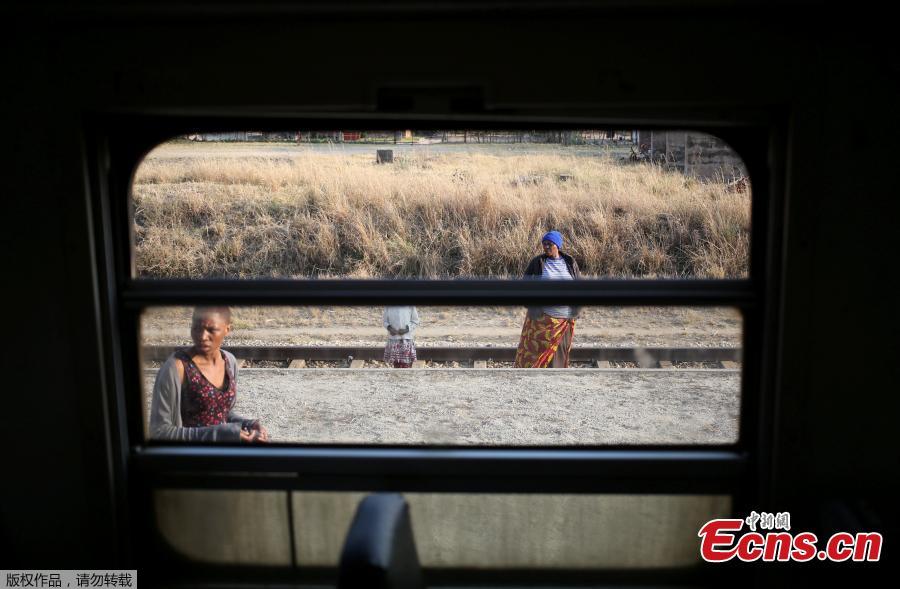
[149,306,269,442]
[383,306,420,368]
[514,230,580,368]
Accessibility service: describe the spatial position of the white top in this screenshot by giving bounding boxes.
[383,306,420,340]
[541,257,575,319]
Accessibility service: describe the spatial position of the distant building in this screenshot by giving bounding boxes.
[634,130,748,181]
[188,131,294,142]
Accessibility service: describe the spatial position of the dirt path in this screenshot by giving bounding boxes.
[143,368,739,445]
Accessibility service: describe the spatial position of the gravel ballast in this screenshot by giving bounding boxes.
[143,368,739,445]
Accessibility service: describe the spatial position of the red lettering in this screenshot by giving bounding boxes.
[763,532,793,561]
[791,532,818,561]
[853,533,883,562]
[698,519,743,562]
[736,532,765,562]
[827,532,854,561]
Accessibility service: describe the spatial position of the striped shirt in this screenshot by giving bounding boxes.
[541,257,575,319]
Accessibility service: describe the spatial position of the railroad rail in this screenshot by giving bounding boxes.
[142,346,741,367]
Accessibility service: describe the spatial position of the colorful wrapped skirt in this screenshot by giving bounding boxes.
[384,339,417,367]
[514,314,576,368]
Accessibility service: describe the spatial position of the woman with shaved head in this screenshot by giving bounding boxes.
[149,306,269,442]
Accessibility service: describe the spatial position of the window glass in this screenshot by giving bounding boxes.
[132,130,750,279]
[141,305,742,445]
[154,489,731,569]
[154,489,292,565]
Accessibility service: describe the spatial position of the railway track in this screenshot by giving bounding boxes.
[142,345,741,368]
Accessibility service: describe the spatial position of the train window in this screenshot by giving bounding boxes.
[131,130,750,280]
[140,304,742,445]
[154,489,731,570]
[103,118,769,584]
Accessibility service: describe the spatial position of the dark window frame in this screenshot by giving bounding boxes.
[88,114,783,582]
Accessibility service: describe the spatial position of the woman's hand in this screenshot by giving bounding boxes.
[240,423,270,443]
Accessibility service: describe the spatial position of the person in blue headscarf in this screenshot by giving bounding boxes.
[515,230,581,368]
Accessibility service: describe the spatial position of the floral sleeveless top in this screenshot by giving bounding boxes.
[176,350,236,427]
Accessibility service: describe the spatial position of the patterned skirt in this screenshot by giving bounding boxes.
[384,339,417,365]
[514,314,576,368]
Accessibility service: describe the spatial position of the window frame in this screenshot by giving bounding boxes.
[88,114,783,580]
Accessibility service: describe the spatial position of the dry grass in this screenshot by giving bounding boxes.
[133,145,750,278]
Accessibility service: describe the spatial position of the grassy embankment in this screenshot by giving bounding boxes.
[133,148,750,279]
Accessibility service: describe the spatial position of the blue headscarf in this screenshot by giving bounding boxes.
[541,230,563,249]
